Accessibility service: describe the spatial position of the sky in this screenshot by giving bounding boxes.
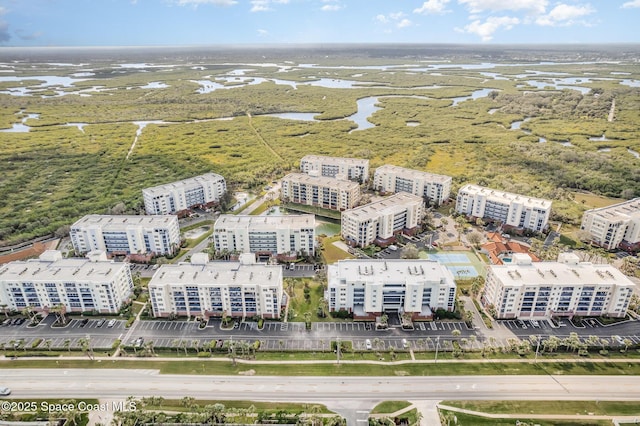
[0,0,639,47]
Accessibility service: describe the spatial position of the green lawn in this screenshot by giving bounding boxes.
[438,411,612,426]
[370,401,412,414]
[3,359,640,377]
[441,400,640,416]
[320,235,355,264]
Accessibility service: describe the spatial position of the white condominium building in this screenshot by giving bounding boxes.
[483,253,633,319]
[300,155,369,182]
[373,164,452,206]
[148,254,283,319]
[455,184,552,232]
[213,214,316,257]
[70,215,180,256]
[143,172,227,215]
[0,250,133,314]
[281,173,361,211]
[580,198,640,251]
[341,193,424,248]
[326,259,456,320]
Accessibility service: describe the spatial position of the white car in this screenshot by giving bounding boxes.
[107,319,116,328]
[365,339,372,350]
[0,387,11,396]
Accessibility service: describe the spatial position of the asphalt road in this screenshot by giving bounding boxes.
[4,369,640,401]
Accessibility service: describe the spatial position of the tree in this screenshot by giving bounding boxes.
[542,335,560,353]
[620,256,639,276]
[400,243,419,259]
[63,338,71,352]
[44,339,52,351]
[451,329,461,340]
[454,216,467,242]
[467,231,483,248]
[21,305,37,323]
[51,304,68,326]
[470,276,485,298]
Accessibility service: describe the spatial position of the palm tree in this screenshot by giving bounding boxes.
[0,303,9,319]
[63,338,71,352]
[181,396,197,409]
[451,329,461,340]
[171,339,181,356]
[623,338,633,352]
[44,339,52,351]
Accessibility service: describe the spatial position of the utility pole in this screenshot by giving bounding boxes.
[336,337,340,364]
[535,334,541,363]
[435,336,440,363]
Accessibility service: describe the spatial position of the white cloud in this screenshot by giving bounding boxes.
[375,11,413,30]
[458,0,547,14]
[622,0,640,7]
[462,15,519,41]
[414,0,451,15]
[175,0,238,6]
[250,0,289,12]
[257,29,269,37]
[535,3,595,26]
[321,4,342,11]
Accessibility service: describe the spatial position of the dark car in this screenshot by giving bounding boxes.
[96,319,106,327]
[79,318,89,327]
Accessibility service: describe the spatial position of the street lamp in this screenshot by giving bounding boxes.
[336,337,340,364]
[535,334,541,363]
[435,336,440,363]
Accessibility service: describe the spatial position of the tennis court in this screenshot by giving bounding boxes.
[425,251,484,278]
[428,253,472,263]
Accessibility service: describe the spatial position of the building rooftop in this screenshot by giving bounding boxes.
[301,155,369,166]
[0,251,127,283]
[148,261,282,287]
[584,198,640,221]
[215,214,315,230]
[143,172,225,196]
[343,193,422,221]
[72,214,177,230]
[329,259,455,284]
[489,255,634,287]
[375,164,452,183]
[282,173,360,189]
[459,184,552,208]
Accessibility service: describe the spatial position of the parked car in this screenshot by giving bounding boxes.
[402,338,409,349]
[134,337,144,348]
[107,319,116,328]
[0,387,11,396]
[96,319,106,327]
[79,318,89,327]
[365,339,372,350]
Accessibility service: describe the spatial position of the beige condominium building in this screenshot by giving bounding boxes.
[0,250,133,314]
[580,198,640,251]
[326,259,456,320]
[70,214,181,257]
[456,184,552,232]
[148,254,283,319]
[213,214,316,259]
[280,173,361,211]
[300,155,369,182]
[373,164,452,206]
[143,172,227,215]
[341,192,424,247]
[482,253,633,319]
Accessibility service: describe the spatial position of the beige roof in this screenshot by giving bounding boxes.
[375,164,452,184]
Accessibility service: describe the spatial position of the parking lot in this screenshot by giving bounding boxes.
[2,314,640,354]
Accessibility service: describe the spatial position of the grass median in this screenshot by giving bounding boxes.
[3,358,640,376]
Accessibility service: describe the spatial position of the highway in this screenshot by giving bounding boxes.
[4,369,640,401]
